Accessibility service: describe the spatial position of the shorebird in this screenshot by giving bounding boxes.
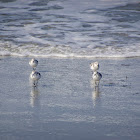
[30,70,41,87]
[92,71,102,87]
[90,62,99,72]
[29,58,38,70]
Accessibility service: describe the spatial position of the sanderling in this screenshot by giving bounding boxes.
[90,62,99,72]
[29,58,38,70]
[92,71,102,86]
[30,70,41,87]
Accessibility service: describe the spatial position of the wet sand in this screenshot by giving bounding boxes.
[0,57,140,140]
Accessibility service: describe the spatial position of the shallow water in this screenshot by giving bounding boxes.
[0,0,140,58]
[0,57,140,139]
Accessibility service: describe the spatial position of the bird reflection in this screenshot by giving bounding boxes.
[90,79,101,106]
[30,87,40,107]
[92,86,100,100]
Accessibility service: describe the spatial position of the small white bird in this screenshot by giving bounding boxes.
[29,58,38,70]
[92,71,102,87]
[30,70,41,87]
[90,62,99,72]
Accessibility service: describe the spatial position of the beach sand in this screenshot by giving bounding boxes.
[0,56,140,140]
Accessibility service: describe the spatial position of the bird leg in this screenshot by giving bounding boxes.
[33,80,38,87]
[94,80,99,87]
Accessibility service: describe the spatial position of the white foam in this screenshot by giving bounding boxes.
[0,40,140,59]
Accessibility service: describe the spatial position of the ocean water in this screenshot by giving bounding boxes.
[0,0,140,58]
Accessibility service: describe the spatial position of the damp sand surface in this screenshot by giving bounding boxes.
[0,57,140,140]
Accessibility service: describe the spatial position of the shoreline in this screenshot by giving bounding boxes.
[1,54,140,60]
